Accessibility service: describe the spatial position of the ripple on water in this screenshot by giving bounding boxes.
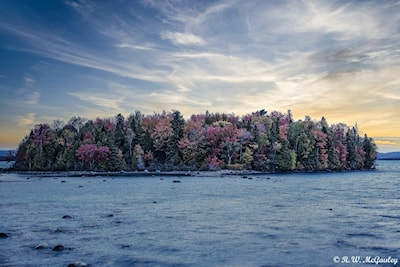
[1,162,399,267]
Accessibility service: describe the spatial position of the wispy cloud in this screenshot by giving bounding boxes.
[116,43,155,51]
[374,137,400,152]
[68,90,125,114]
[0,23,169,82]
[25,91,40,105]
[24,75,35,87]
[1,0,399,150]
[161,31,205,46]
[17,112,35,127]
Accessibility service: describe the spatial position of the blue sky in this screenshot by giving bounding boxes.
[0,0,399,152]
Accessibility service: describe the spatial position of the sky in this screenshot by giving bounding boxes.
[0,0,399,152]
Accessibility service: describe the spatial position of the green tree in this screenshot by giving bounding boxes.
[362,134,376,169]
[114,113,126,152]
[277,141,296,171]
[288,120,315,170]
[167,110,185,165]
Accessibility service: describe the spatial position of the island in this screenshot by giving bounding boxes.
[13,109,377,173]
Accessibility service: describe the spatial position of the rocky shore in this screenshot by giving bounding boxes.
[11,169,267,178]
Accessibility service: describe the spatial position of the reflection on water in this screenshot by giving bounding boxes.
[0,161,399,267]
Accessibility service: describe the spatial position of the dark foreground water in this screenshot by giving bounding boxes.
[0,161,399,267]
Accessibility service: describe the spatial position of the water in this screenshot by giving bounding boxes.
[0,161,14,169]
[0,161,399,267]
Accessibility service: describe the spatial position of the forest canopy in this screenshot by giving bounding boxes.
[14,109,377,172]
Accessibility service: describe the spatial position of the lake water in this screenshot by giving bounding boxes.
[0,161,399,267]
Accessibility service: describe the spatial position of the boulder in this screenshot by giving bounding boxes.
[0,232,8,238]
[35,243,49,250]
[68,261,89,267]
[52,245,64,251]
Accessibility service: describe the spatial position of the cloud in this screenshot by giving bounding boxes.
[247,1,394,41]
[68,91,124,113]
[116,43,155,51]
[25,91,40,105]
[0,23,170,83]
[160,31,205,46]
[24,75,35,87]
[374,137,400,146]
[64,0,94,15]
[1,0,399,151]
[17,113,35,127]
[374,137,400,153]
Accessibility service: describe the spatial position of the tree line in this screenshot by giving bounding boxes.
[14,109,377,172]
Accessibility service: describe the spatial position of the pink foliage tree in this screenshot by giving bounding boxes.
[76,144,111,170]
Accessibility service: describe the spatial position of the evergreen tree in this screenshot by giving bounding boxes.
[277,141,295,171]
[362,134,376,169]
[345,130,356,169]
[114,113,126,152]
[167,110,185,165]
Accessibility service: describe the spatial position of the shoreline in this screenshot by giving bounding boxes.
[2,167,376,178]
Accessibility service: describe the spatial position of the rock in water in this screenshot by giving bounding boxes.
[68,261,89,267]
[172,180,181,183]
[35,243,49,250]
[52,245,64,251]
[0,233,8,238]
[62,215,73,219]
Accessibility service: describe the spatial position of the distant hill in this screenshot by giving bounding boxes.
[377,152,400,160]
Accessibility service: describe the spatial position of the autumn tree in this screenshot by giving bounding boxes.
[179,114,209,169]
[151,114,173,164]
[76,144,111,170]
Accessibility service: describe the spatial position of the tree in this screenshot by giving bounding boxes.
[125,128,135,167]
[277,141,296,171]
[127,111,144,146]
[76,144,111,170]
[5,150,15,163]
[221,123,239,165]
[167,110,185,165]
[345,128,357,169]
[133,144,145,170]
[362,134,376,169]
[179,115,209,169]
[68,117,86,133]
[313,128,328,170]
[151,115,173,164]
[330,124,348,170]
[237,128,252,163]
[288,120,315,170]
[114,113,126,151]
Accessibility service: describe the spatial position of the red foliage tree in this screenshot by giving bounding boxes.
[76,144,111,170]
